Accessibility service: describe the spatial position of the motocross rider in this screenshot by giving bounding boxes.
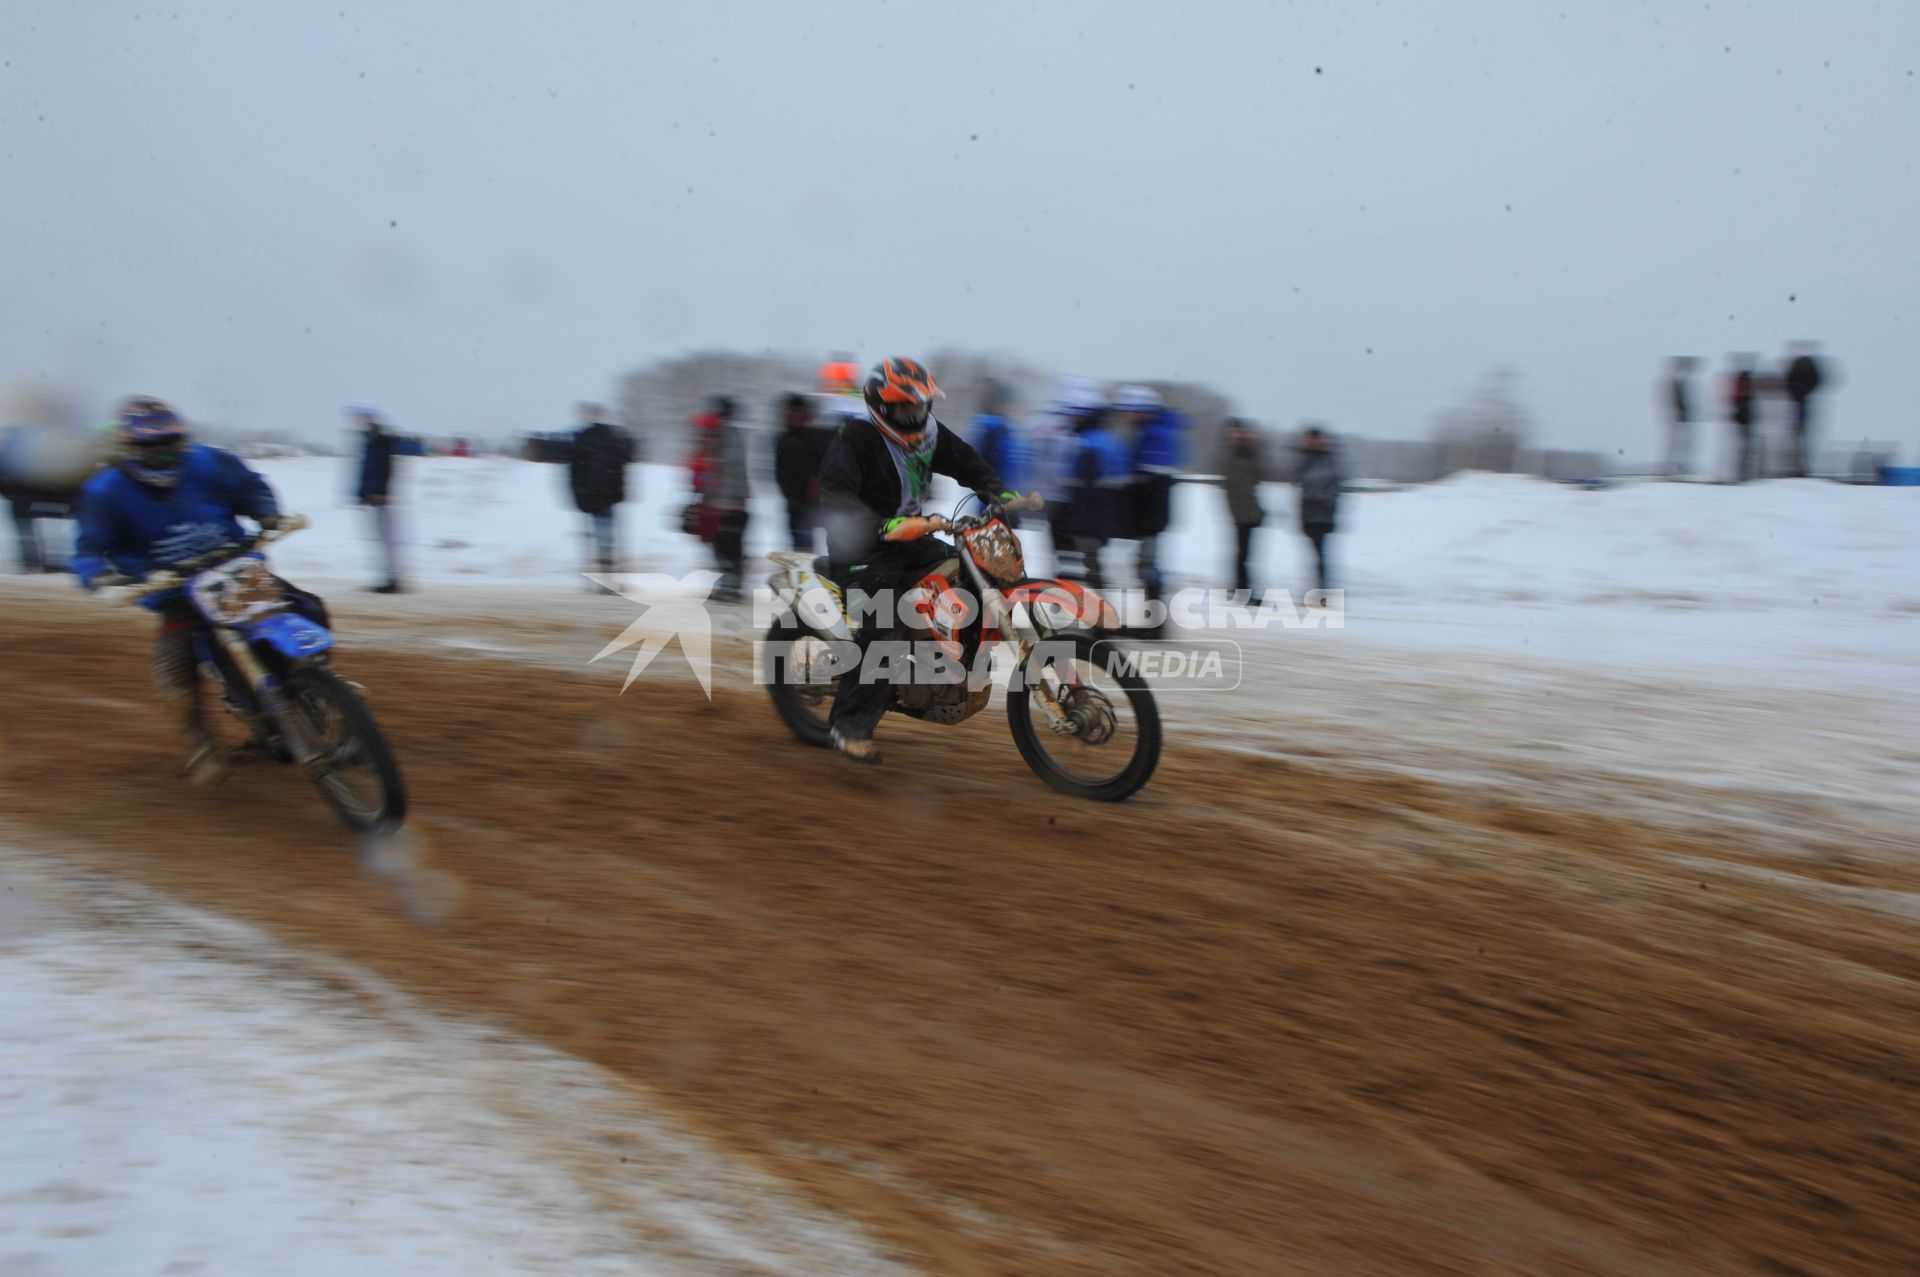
[72,397,306,782]
[818,357,1018,764]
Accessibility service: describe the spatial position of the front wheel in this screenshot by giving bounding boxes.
[283,667,408,834]
[1007,633,1161,802]
[762,621,839,748]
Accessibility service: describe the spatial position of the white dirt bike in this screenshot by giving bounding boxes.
[762,493,1162,801]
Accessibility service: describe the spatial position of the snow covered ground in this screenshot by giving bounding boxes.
[0,845,906,1277]
[240,453,1919,680]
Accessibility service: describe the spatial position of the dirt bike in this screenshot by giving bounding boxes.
[762,493,1162,801]
[104,518,408,834]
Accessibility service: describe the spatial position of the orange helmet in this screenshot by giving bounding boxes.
[863,357,942,449]
[817,359,861,396]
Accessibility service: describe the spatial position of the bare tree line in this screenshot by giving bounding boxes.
[610,348,1578,483]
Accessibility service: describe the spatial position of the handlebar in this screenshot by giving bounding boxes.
[100,516,306,604]
[881,492,1044,543]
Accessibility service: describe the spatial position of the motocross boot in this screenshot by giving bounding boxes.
[169,693,228,786]
[830,698,886,764]
[831,724,882,764]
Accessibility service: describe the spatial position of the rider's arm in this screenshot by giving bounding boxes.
[212,448,282,526]
[70,478,121,589]
[818,426,881,563]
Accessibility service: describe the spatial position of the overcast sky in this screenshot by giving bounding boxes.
[2,1,1914,459]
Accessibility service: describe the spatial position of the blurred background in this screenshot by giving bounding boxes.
[1,1,1913,464]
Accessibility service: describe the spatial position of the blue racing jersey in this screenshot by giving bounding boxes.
[72,444,280,597]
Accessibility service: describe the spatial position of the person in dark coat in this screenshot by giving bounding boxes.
[1291,425,1343,599]
[3,425,99,573]
[1725,357,1759,483]
[568,402,634,581]
[347,404,405,592]
[1783,343,1826,478]
[772,392,833,551]
[689,395,751,601]
[1217,418,1267,595]
[1663,356,1697,478]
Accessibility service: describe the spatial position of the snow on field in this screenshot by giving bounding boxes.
[252,454,1919,676]
[19,454,1913,822]
[0,847,907,1277]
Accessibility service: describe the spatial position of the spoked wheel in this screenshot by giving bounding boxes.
[762,621,840,748]
[284,667,408,834]
[1007,632,1161,802]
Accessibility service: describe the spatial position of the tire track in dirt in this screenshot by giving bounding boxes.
[3,592,1918,1276]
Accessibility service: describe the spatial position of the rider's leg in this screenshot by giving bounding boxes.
[828,539,949,761]
[153,600,220,780]
[713,508,749,599]
[591,510,617,575]
[8,498,42,574]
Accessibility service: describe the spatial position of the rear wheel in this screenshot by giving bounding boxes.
[284,667,408,834]
[762,621,838,748]
[1007,633,1161,802]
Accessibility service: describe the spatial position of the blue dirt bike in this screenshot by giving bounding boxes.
[108,520,407,834]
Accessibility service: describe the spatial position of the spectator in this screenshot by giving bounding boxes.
[1783,342,1826,478]
[349,404,405,593]
[1024,380,1092,569]
[1058,400,1131,593]
[5,490,39,573]
[1291,425,1343,599]
[1112,384,1185,610]
[970,380,1023,495]
[772,392,833,552]
[568,401,635,584]
[1662,356,1697,477]
[2,424,103,573]
[1725,357,1758,483]
[1218,418,1267,595]
[689,395,750,602]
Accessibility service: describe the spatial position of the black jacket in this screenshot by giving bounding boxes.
[1294,448,1342,530]
[819,417,1001,565]
[356,431,399,502]
[569,421,633,514]
[774,424,834,508]
[1785,355,1823,404]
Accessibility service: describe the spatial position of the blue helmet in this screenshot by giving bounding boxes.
[116,395,190,489]
[1053,378,1107,421]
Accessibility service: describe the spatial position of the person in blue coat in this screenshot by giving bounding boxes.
[969,380,1023,495]
[1112,384,1186,609]
[73,397,293,779]
[1057,396,1132,592]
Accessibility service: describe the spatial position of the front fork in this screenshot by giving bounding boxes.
[962,560,1076,733]
[211,628,324,766]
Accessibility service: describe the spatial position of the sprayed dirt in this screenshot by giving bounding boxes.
[3,590,1918,1276]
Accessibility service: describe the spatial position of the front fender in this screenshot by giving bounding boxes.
[1001,578,1122,633]
[248,611,335,660]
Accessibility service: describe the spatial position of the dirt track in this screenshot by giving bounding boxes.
[3,590,1918,1276]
